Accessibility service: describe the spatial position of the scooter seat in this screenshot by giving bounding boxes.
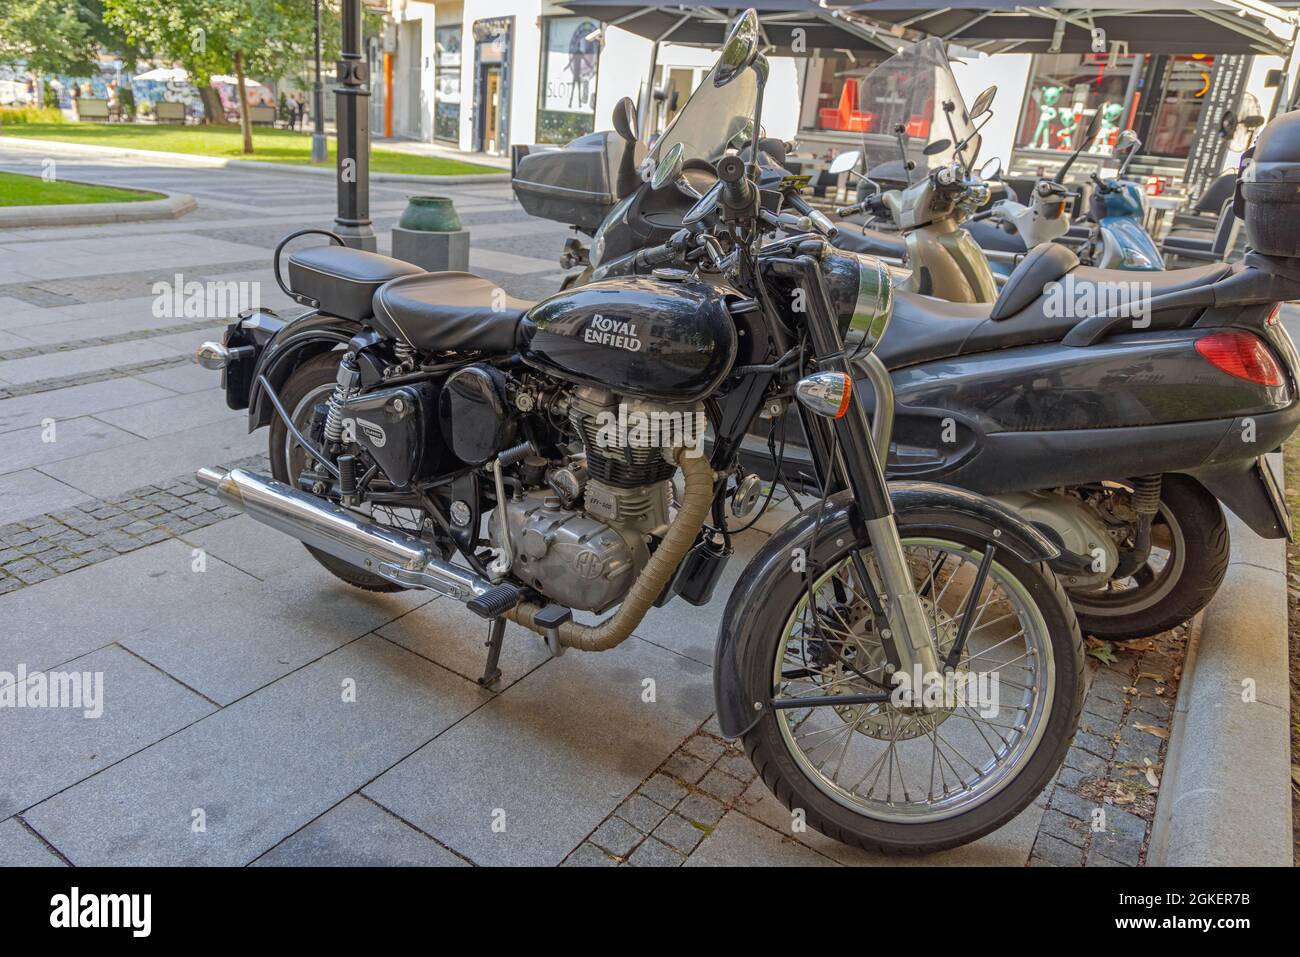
[371,272,535,353]
[834,226,907,260]
[876,251,1234,369]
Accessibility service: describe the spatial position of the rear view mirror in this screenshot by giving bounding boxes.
[715,9,760,87]
[1116,129,1140,154]
[650,143,684,190]
[979,156,1002,181]
[612,97,637,144]
[828,150,862,175]
[970,85,997,118]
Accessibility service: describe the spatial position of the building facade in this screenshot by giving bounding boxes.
[378,1,1296,192]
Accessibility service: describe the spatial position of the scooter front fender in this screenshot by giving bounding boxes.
[1098,216,1164,271]
[712,483,1058,738]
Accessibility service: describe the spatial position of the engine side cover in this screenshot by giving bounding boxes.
[519,277,737,404]
[493,491,636,613]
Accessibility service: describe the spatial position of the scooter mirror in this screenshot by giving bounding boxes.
[650,143,684,191]
[1116,129,1140,154]
[970,85,997,118]
[979,156,1002,181]
[714,9,760,87]
[828,150,862,175]
[612,97,638,144]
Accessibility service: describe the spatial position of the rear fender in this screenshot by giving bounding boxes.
[713,482,1059,738]
[246,311,365,430]
[1183,458,1292,541]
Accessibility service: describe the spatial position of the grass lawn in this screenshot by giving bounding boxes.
[0,122,500,176]
[0,170,163,206]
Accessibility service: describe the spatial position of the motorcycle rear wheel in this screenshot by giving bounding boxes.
[268,351,410,593]
[739,518,1084,855]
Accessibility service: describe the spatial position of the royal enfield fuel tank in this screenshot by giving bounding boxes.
[519,276,738,403]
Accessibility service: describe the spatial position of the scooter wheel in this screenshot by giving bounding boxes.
[1069,475,1229,641]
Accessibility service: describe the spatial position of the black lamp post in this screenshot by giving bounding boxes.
[311,0,326,163]
[334,0,376,250]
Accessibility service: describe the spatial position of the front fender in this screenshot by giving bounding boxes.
[246,311,364,430]
[712,482,1058,739]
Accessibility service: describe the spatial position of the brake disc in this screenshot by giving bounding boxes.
[822,596,968,740]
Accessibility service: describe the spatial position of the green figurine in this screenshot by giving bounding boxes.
[1030,85,1063,150]
[1090,101,1124,154]
[1055,102,1081,150]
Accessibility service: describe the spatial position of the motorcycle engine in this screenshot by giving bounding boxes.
[490,385,696,613]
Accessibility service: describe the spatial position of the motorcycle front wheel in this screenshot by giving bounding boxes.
[739,517,1083,855]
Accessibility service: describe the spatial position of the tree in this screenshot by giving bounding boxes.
[0,0,100,76]
[103,0,324,150]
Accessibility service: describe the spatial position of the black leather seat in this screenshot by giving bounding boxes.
[371,272,534,353]
[875,247,1233,369]
[287,246,423,321]
[833,225,907,259]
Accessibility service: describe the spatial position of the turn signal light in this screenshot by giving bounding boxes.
[1194,330,1285,387]
[795,372,853,419]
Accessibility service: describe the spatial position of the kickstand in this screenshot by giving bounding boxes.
[477,616,506,688]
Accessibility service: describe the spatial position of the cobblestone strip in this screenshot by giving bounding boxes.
[564,628,1186,867]
[0,453,269,593]
[1029,628,1185,867]
[0,259,268,308]
[562,723,763,867]
[0,318,226,363]
[0,355,193,400]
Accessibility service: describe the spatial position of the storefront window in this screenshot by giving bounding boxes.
[536,15,600,144]
[1015,53,1138,154]
[434,25,461,144]
[800,53,880,133]
[1147,55,1216,158]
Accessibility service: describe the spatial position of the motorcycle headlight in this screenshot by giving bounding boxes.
[846,256,893,357]
[789,252,893,355]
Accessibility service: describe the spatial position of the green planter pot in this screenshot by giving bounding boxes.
[398,195,463,233]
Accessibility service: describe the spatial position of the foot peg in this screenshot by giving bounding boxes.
[533,603,572,658]
[466,582,522,619]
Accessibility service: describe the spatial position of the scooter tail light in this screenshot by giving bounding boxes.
[1194,330,1285,387]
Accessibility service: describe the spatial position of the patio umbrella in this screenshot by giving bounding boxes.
[835,1,1298,56]
[133,67,189,82]
[210,75,266,87]
[559,0,899,54]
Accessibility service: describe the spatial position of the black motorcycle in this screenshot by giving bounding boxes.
[512,32,1300,643]
[196,12,1089,853]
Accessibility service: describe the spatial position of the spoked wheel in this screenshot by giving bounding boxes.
[740,520,1083,854]
[268,351,435,592]
[1067,476,1229,640]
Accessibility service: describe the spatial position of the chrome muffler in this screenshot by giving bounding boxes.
[195,467,515,614]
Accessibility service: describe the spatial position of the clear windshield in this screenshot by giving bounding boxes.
[855,37,979,176]
[649,59,758,166]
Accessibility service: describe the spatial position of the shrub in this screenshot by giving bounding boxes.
[0,105,66,125]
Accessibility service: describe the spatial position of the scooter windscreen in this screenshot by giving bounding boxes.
[855,37,980,175]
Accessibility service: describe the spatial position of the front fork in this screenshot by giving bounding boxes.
[780,252,943,680]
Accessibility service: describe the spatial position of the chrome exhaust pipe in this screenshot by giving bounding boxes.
[196,467,511,612]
